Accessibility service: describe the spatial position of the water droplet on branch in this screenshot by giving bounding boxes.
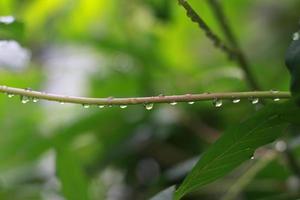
[232,98,240,104]
[170,102,177,106]
[250,98,259,104]
[7,93,14,98]
[82,104,90,108]
[120,105,128,109]
[98,105,105,109]
[20,96,30,104]
[144,103,154,110]
[188,101,195,105]
[213,99,223,108]
[32,97,39,103]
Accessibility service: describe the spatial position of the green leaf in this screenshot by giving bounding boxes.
[0,18,25,42]
[175,100,300,200]
[56,146,89,200]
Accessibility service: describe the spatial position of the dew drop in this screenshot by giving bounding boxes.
[273,98,280,102]
[82,104,90,108]
[232,98,240,104]
[250,156,255,160]
[213,99,223,108]
[144,103,154,110]
[170,102,177,106]
[7,93,14,98]
[120,105,127,109]
[98,105,105,109]
[32,97,39,103]
[250,98,259,104]
[20,96,30,104]
[188,101,195,105]
[293,32,300,41]
[270,89,279,94]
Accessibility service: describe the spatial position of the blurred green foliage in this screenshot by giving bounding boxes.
[0,0,300,199]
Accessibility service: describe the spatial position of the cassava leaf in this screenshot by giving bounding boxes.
[175,100,300,200]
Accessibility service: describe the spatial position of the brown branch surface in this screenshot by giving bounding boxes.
[0,85,291,106]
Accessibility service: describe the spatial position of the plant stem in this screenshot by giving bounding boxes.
[207,0,260,90]
[177,0,236,60]
[0,85,291,106]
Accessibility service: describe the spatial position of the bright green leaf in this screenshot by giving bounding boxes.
[175,100,300,200]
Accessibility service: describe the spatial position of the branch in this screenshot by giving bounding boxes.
[177,0,236,60]
[207,0,260,90]
[0,85,291,106]
[178,0,260,90]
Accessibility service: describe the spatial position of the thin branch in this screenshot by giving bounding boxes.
[207,0,260,90]
[0,85,291,106]
[177,0,236,60]
[178,0,260,90]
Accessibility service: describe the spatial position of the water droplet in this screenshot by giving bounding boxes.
[20,96,30,104]
[213,99,223,108]
[273,98,280,102]
[293,32,300,41]
[98,105,105,109]
[250,98,259,104]
[188,101,195,105]
[82,104,90,108]
[32,97,39,103]
[120,105,127,109]
[7,93,14,98]
[270,89,279,94]
[232,98,240,104]
[250,156,255,160]
[144,103,154,110]
[170,102,177,106]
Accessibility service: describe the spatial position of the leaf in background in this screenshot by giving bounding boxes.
[0,16,24,42]
[175,100,300,200]
[56,146,89,200]
[150,186,175,200]
[285,30,300,104]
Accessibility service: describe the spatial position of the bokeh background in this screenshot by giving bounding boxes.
[0,0,300,199]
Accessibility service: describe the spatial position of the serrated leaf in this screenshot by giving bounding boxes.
[175,101,300,200]
[56,147,89,200]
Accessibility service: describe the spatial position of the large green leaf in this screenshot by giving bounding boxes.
[175,100,300,200]
[56,146,89,200]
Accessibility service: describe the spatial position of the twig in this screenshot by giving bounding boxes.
[0,85,290,106]
[178,0,260,90]
[207,0,260,90]
[177,0,236,60]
